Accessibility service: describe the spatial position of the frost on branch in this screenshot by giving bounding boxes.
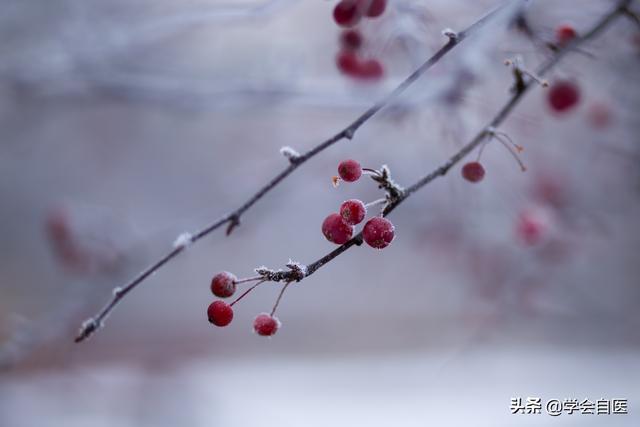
[173,232,193,249]
[255,259,307,282]
[75,318,102,343]
[442,28,459,40]
[369,165,404,203]
[280,146,301,164]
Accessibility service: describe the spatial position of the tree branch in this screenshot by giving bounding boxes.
[240,0,633,287]
[74,2,517,343]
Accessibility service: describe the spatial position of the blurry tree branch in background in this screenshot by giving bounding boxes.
[75,0,632,343]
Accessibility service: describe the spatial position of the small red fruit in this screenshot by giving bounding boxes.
[207,300,234,327]
[337,159,362,182]
[461,162,485,183]
[336,51,361,76]
[555,24,577,46]
[357,58,384,79]
[253,313,280,336]
[363,217,395,249]
[516,209,550,246]
[211,271,237,298]
[548,80,580,113]
[322,213,354,244]
[333,1,362,27]
[365,0,387,18]
[340,199,367,225]
[340,29,363,50]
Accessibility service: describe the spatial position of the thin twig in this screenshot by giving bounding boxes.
[75,2,511,342]
[270,281,292,316]
[230,280,266,307]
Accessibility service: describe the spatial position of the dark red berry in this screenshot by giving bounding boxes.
[364,0,387,18]
[253,313,280,336]
[340,29,363,50]
[461,162,485,183]
[207,300,234,327]
[333,1,362,27]
[211,271,237,298]
[363,217,395,249]
[548,80,580,113]
[555,24,577,46]
[322,213,354,244]
[336,51,361,76]
[337,159,362,182]
[357,58,384,80]
[340,199,367,225]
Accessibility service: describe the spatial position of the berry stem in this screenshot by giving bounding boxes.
[364,198,387,209]
[362,167,381,176]
[233,275,264,285]
[230,280,266,307]
[493,133,527,172]
[270,281,292,316]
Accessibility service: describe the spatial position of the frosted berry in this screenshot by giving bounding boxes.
[548,80,580,113]
[336,51,360,76]
[253,313,280,337]
[555,24,577,46]
[337,159,362,182]
[322,213,354,244]
[461,162,485,183]
[363,217,395,249]
[211,271,237,298]
[333,1,362,27]
[340,199,367,225]
[340,29,363,50]
[357,58,384,79]
[365,0,387,18]
[207,300,234,327]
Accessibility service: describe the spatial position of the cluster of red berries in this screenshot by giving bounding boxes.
[207,271,280,336]
[322,159,396,249]
[333,1,387,80]
[459,23,584,184]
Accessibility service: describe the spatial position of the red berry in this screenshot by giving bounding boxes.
[340,29,363,50]
[211,271,237,298]
[322,213,354,244]
[340,199,367,225]
[555,24,577,46]
[357,58,384,80]
[337,159,362,182]
[253,313,280,336]
[333,1,362,27]
[461,162,485,183]
[548,80,580,113]
[363,217,395,249]
[336,51,361,76]
[586,102,612,129]
[207,300,234,327]
[516,208,550,246]
[364,0,387,18]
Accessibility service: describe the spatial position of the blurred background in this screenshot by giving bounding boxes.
[1,0,639,425]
